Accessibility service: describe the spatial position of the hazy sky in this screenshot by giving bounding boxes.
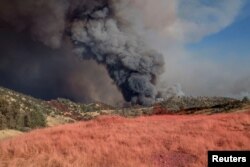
[183,1,250,98]
[187,2,250,67]
[134,0,250,98]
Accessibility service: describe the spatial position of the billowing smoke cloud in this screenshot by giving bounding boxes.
[0,25,124,105]
[160,84,185,99]
[69,1,164,105]
[0,0,68,48]
[0,0,249,105]
[0,0,165,106]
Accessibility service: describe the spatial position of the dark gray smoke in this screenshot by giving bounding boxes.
[69,1,165,105]
[0,0,164,106]
[0,24,123,105]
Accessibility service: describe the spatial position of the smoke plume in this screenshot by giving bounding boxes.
[0,0,165,106]
[0,24,124,105]
[1,0,248,105]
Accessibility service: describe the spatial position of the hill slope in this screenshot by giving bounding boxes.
[0,110,249,167]
[1,86,250,133]
[0,87,48,131]
[0,87,113,131]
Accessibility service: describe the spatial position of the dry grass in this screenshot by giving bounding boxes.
[0,111,249,167]
[46,116,75,127]
[0,130,23,141]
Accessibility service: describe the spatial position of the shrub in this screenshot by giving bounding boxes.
[242,96,249,103]
[24,110,46,128]
[0,98,46,130]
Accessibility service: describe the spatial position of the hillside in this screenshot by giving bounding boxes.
[0,86,249,166]
[0,110,249,167]
[0,87,48,131]
[0,87,114,132]
[155,96,248,114]
[0,86,250,133]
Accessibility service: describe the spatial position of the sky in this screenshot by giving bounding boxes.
[181,1,250,98]
[135,0,250,99]
[187,1,250,67]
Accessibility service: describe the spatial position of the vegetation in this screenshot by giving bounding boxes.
[0,97,46,131]
[0,86,249,166]
[0,111,249,167]
[0,87,53,131]
[0,86,249,132]
[242,96,249,103]
[158,96,245,114]
[0,130,23,140]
